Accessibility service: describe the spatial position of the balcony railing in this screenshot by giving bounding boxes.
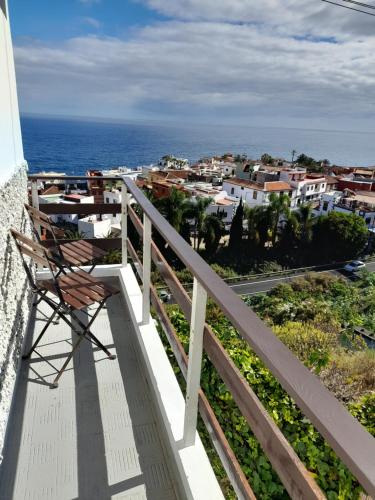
[28,174,375,499]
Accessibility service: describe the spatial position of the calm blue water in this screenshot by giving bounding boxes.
[22,116,375,174]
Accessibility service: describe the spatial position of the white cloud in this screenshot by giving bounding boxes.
[81,17,101,28]
[13,3,375,129]
[141,0,375,38]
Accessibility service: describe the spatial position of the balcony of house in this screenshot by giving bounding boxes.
[0,175,375,500]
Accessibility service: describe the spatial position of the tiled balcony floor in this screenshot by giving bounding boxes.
[0,281,178,500]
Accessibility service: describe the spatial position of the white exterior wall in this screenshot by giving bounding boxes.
[206,202,237,226]
[223,181,296,208]
[103,189,122,224]
[222,181,267,206]
[289,179,327,205]
[78,216,112,238]
[0,1,25,182]
[0,3,31,457]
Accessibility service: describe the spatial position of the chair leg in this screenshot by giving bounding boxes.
[86,331,116,360]
[51,334,84,389]
[70,304,115,360]
[22,308,59,359]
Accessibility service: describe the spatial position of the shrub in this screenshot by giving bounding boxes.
[163,305,373,499]
[272,321,338,372]
[320,350,375,402]
[210,263,238,280]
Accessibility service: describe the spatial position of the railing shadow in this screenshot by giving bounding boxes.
[106,293,176,499]
[72,310,111,500]
[0,302,36,499]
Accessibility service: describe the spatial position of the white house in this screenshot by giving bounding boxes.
[314,190,375,228]
[222,179,294,207]
[39,193,95,224]
[280,172,327,206]
[103,189,122,224]
[78,215,112,238]
[206,197,238,229]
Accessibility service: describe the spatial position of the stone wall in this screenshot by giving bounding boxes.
[0,164,31,459]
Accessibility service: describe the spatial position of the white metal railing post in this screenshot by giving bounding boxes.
[31,180,41,237]
[31,179,42,269]
[183,278,207,447]
[121,184,128,266]
[142,213,152,324]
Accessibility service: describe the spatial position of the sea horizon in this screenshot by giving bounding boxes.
[22,114,375,175]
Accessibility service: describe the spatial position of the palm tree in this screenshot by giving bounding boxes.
[245,206,260,248]
[202,214,224,258]
[268,193,291,247]
[154,187,190,233]
[186,197,213,250]
[278,210,299,252]
[296,204,314,245]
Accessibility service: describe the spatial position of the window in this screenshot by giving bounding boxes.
[365,217,371,225]
[241,186,244,190]
[231,187,235,195]
[106,197,110,203]
[322,184,326,189]
[253,191,258,199]
[1,0,7,17]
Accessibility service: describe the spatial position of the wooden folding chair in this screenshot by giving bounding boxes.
[24,203,108,273]
[11,228,119,388]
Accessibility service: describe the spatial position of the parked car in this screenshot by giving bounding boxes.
[159,290,172,303]
[344,260,366,273]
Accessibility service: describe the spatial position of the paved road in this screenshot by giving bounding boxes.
[160,261,375,303]
[226,261,375,296]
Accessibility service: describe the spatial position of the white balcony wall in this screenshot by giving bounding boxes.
[0,1,25,184]
[0,1,31,456]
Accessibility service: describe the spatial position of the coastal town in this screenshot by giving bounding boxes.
[32,153,375,247]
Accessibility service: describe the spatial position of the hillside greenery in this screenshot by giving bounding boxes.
[158,272,375,499]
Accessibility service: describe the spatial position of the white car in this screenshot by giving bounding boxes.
[159,290,172,303]
[344,260,366,273]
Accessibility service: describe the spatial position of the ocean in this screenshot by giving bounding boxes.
[22,116,375,175]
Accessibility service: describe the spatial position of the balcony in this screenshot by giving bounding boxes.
[0,174,375,500]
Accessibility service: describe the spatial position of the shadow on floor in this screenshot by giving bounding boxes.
[0,290,176,500]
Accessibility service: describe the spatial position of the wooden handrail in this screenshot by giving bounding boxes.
[128,205,324,499]
[124,177,375,497]
[127,238,256,500]
[40,203,121,216]
[28,174,122,181]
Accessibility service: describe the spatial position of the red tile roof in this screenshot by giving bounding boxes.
[225,178,292,192]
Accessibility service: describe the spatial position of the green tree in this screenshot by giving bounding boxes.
[297,153,316,167]
[202,214,224,258]
[229,198,244,249]
[296,203,314,245]
[155,187,190,233]
[186,197,213,250]
[245,206,260,249]
[268,192,291,246]
[313,212,368,261]
[261,153,274,165]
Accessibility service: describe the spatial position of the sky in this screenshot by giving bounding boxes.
[9,0,375,131]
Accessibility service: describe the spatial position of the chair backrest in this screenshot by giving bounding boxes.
[24,204,59,240]
[10,228,57,288]
[24,204,67,261]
